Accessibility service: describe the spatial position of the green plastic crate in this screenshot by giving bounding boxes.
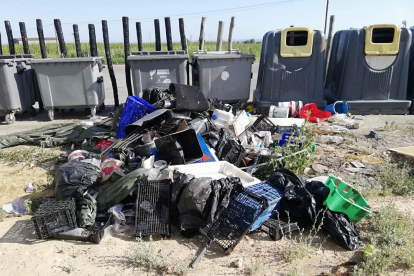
[323,174,372,223]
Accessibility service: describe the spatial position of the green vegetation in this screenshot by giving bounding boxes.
[0,147,57,166]
[0,209,6,222]
[261,117,316,177]
[246,258,262,275]
[357,205,414,275]
[1,41,262,64]
[24,197,43,213]
[128,236,188,275]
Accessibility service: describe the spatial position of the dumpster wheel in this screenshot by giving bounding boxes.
[245,103,255,113]
[91,107,97,117]
[48,110,54,121]
[5,113,15,124]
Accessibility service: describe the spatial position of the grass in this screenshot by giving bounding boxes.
[356,205,414,275]
[1,41,262,64]
[281,210,326,262]
[0,209,6,222]
[0,147,57,167]
[375,163,414,196]
[245,258,262,275]
[61,264,76,274]
[128,236,188,275]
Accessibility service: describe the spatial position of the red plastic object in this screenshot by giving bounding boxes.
[300,103,331,123]
[96,139,114,152]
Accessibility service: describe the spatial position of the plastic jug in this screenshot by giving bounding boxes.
[212,109,234,129]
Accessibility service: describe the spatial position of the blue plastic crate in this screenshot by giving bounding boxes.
[245,182,284,231]
[116,96,156,138]
[279,132,304,148]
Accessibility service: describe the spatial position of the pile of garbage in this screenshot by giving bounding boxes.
[1,83,371,267]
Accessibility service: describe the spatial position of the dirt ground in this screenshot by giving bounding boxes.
[0,116,414,276]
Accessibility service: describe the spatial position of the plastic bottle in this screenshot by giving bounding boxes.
[321,135,344,144]
[346,123,361,129]
[370,131,381,140]
[211,109,234,129]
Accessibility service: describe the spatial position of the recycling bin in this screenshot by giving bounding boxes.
[31,57,105,121]
[325,24,412,114]
[254,27,326,114]
[128,51,188,97]
[192,50,255,105]
[0,54,38,124]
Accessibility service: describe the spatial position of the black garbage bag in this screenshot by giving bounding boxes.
[54,162,101,200]
[215,129,245,167]
[318,208,361,251]
[169,83,209,112]
[201,131,220,148]
[142,86,175,104]
[76,194,97,228]
[268,169,317,226]
[305,181,330,206]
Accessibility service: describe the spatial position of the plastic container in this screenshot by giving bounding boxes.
[100,158,124,183]
[279,132,304,147]
[407,27,414,113]
[325,101,349,114]
[68,150,89,162]
[254,27,326,114]
[324,174,372,223]
[169,161,261,187]
[259,219,299,241]
[0,54,38,124]
[116,96,156,138]
[321,135,344,144]
[128,51,188,97]
[300,103,331,123]
[31,198,77,239]
[212,109,234,129]
[278,101,303,117]
[31,57,105,120]
[268,106,289,118]
[325,25,412,115]
[135,179,172,237]
[245,182,284,231]
[192,50,255,104]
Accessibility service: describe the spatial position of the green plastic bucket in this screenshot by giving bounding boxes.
[324,174,372,223]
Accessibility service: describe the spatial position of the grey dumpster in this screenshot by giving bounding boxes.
[191,50,255,105]
[254,27,326,114]
[128,51,188,97]
[0,54,38,124]
[31,57,105,121]
[325,24,412,115]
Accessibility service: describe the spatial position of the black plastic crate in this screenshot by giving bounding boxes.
[31,198,77,239]
[87,213,114,244]
[200,191,267,253]
[135,179,172,237]
[259,218,299,241]
[252,115,277,134]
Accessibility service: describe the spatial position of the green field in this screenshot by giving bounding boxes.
[1,41,262,64]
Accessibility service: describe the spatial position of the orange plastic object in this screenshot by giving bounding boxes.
[300,103,331,123]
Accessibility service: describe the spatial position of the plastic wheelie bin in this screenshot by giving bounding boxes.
[31,57,105,121]
[325,25,412,114]
[128,51,188,97]
[0,54,38,124]
[191,50,255,105]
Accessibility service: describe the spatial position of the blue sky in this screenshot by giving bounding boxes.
[0,0,413,44]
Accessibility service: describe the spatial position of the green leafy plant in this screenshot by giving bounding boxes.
[0,209,6,222]
[128,236,169,272]
[24,197,43,213]
[246,258,262,275]
[375,163,414,196]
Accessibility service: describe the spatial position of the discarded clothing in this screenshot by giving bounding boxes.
[76,194,97,228]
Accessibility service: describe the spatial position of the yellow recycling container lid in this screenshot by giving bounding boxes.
[364,24,401,55]
[280,27,313,58]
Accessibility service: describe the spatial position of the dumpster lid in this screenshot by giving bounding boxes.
[31,57,104,64]
[364,24,401,55]
[0,54,35,63]
[128,50,188,60]
[192,50,255,60]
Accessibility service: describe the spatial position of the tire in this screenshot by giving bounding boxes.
[48,110,54,121]
[28,107,37,116]
[5,113,15,124]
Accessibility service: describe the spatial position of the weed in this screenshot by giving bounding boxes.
[61,264,76,274]
[261,115,316,177]
[283,268,303,276]
[375,163,414,196]
[246,258,262,275]
[282,210,327,262]
[356,205,414,275]
[340,131,356,139]
[24,197,43,214]
[0,209,6,222]
[0,147,57,167]
[384,121,399,130]
[128,236,169,272]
